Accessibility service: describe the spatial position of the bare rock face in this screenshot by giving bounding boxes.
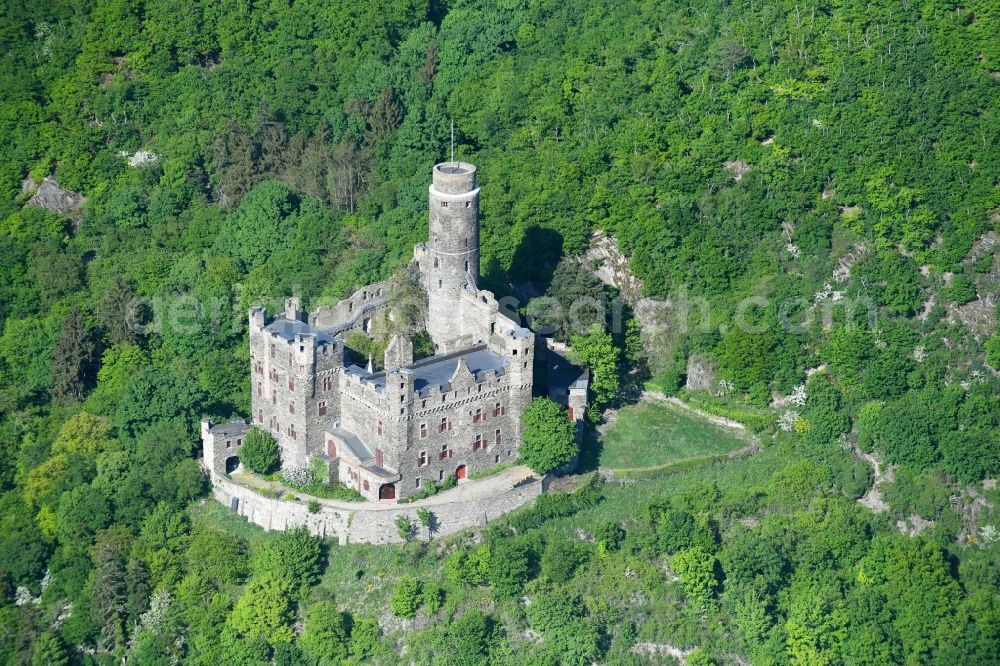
[582,231,645,304]
[684,354,716,392]
[22,176,86,216]
[580,231,678,372]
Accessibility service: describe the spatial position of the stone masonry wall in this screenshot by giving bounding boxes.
[209,471,543,545]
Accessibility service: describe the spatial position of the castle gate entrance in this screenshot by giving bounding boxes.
[379,483,396,500]
[225,457,240,474]
[455,465,467,480]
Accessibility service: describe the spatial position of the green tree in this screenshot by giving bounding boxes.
[249,526,321,596]
[31,632,69,666]
[569,324,621,411]
[50,308,99,403]
[519,398,578,475]
[672,547,719,607]
[300,601,350,664]
[227,574,295,645]
[240,428,280,475]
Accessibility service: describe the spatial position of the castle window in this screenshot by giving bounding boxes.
[440,201,448,207]
[258,410,263,424]
[439,416,450,433]
[418,450,428,466]
[473,408,483,423]
[272,390,277,405]
[422,399,427,409]
[237,439,242,446]
[507,449,512,458]
[256,383,262,397]
[465,261,469,272]
[495,454,500,463]
[494,402,504,417]
[438,279,442,289]
[415,477,422,488]
[439,444,452,460]
[465,201,471,208]
[289,425,297,440]
[318,401,327,416]
[377,419,383,436]
[439,470,444,481]
[289,401,295,414]
[375,448,383,467]
[363,479,369,491]
[322,376,333,391]
[420,423,427,438]
[495,429,502,445]
[270,343,275,358]
[512,349,517,355]
[288,377,295,391]
[473,434,484,451]
[433,257,439,268]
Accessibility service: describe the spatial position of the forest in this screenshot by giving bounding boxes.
[0,0,998,663]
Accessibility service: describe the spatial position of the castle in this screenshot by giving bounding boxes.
[203,162,586,503]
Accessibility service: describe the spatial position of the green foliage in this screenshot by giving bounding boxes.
[941,275,977,305]
[672,547,720,607]
[540,541,591,583]
[0,0,998,661]
[227,574,295,646]
[389,576,421,618]
[240,428,279,475]
[300,601,350,664]
[249,527,322,597]
[569,325,621,412]
[520,397,578,475]
[395,515,415,541]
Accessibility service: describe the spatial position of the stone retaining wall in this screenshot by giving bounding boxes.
[209,472,544,545]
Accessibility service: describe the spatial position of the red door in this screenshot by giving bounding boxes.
[567,406,575,421]
[379,483,396,500]
[455,465,467,480]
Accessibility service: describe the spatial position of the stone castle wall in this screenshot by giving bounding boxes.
[209,471,543,545]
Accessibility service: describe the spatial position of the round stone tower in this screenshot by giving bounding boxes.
[427,161,479,347]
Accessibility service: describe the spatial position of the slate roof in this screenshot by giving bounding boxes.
[328,426,373,461]
[367,345,507,393]
[264,318,336,345]
[546,347,589,391]
[208,418,250,437]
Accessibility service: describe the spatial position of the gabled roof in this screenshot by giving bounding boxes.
[264,318,335,345]
[366,345,507,393]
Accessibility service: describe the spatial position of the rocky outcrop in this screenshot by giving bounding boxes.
[22,176,86,217]
[582,231,645,304]
[684,355,716,392]
[581,231,677,372]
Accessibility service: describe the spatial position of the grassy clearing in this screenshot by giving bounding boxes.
[189,498,276,545]
[598,399,747,471]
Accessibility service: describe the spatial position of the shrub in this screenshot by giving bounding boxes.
[281,466,315,487]
[307,500,320,514]
[540,541,591,583]
[395,515,414,541]
[389,576,421,618]
[241,429,280,475]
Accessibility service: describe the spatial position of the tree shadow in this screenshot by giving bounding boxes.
[509,225,564,298]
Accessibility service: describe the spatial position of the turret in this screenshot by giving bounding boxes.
[427,161,479,348]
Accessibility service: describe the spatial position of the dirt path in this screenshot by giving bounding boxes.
[597,391,761,476]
